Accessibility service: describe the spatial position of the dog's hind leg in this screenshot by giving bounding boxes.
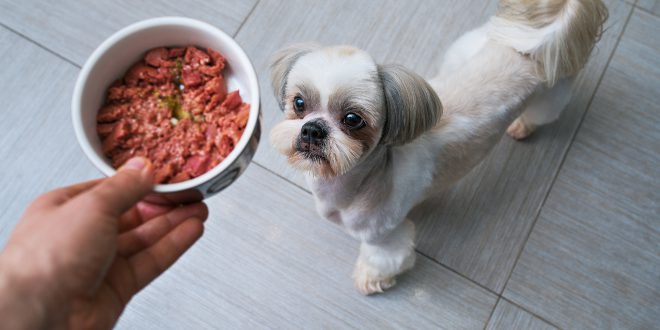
[507,77,574,140]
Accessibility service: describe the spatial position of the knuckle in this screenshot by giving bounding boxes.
[104,170,143,195]
[28,191,62,210]
[32,193,53,206]
[80,191,110,212]
[115,168,144,184]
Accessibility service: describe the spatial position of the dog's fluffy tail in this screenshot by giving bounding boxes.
[489,0,608,86]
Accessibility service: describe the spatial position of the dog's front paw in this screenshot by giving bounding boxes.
[506,117,536,140]
[351,220,416,295]
[352,260,397,295]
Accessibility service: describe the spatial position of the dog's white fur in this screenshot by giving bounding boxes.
[270,0,607,294]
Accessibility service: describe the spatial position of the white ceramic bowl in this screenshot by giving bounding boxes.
[72,17,261,203]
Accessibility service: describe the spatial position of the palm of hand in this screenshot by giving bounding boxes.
[66,202,204,329]
[0,162,207,329]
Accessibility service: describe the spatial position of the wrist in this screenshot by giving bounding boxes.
[0,255,54,329]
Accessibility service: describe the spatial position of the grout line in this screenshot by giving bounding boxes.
[481,296,501,330]
[252,161,506,300]
[3,0,265,69]
[498,4,636,295]
[232,0,260,38]
[634,4,660,18]
[252,161,311,193]
[254,162,506,300]
[500,297,564,330]
[253,160,507,302]
[0,22,81,69]
[416,250,500,297]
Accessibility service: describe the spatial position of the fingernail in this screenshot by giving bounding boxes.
[122,157,146,171]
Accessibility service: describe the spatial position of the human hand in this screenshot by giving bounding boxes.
[0,157,208,329]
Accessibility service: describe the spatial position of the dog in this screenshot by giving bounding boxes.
[269,0,608,295]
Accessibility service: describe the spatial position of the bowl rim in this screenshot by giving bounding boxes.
[72,16,260,193]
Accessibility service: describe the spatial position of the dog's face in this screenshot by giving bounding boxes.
[269,44,442,177]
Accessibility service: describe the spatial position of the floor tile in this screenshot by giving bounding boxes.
[637,0,660,15]
[486,299,556,330]
[1,0,656,328]
[412,0,632,292]
[503,9,660,329]
[116,165,498,329]
[0,26,98,244]
[0,0,257,66]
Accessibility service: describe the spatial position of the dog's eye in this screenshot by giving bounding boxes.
[293,96,305,113]
[343,113,365,129]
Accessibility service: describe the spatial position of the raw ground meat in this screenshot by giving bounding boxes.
[97,46,250,184]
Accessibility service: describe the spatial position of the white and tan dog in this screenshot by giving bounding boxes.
[269,0,608,295]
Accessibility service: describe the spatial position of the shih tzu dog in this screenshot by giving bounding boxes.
[269,0,608,295]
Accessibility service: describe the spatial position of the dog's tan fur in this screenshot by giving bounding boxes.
[492,0,608,85]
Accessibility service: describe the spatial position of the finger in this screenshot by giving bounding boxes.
[117,203,208,257]
[128,218,204,291]
[70,157,155,218]
[118,202,175,233]
[137,201,177,221]
[32,179,102,208]
[100,257,138,310]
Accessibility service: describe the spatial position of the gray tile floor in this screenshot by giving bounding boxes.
[0,0,658,329]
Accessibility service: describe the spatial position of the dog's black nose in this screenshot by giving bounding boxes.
[298,121,328,154]
[300,121,327,143]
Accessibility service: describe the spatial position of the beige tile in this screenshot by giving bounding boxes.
[504,9,660,329]
[0,0,256,66]
[486,299,556,330]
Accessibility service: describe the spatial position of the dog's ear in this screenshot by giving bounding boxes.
[270,43,320,111]
[378,64,443,146]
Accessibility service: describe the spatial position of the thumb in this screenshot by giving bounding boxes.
[74,157,155,218]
